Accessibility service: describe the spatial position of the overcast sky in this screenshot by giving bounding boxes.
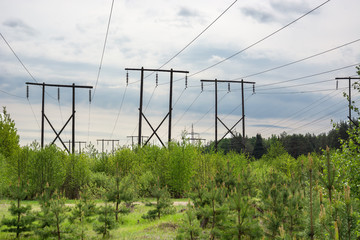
[1,0,360,151]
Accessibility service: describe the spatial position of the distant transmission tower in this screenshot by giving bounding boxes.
[26,82,93,153]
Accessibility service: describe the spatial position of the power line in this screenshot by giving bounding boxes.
[173,91,202,128]
[0,88,25,99]
[156,0,238,71]
[87,0,115,143]
[256,79,335,92]
[287,104,348,134]
[263,91,347,135]
[232,38,360,80]
[193,92,229,127]
[173,88,186,108]
[110,85,128,138]
[258,89,343,134]
[92,0,115,101]
[256,63,360,89]
[27,99,40,129]
[256,88,340,95]
[187,0,331,78]
[0,33,38,84]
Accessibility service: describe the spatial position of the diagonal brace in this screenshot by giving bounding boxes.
[217,116,243,143]
[44,113,73,153]
[142,112,169,147]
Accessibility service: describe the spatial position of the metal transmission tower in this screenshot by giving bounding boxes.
[187,124,205,144]
[96,139,120,153]
[26,82,93,154]
[67,140,87,153]
[335,77,360,128]
[127,135,149,148]
[200,79,255,152]
[125,67,189,147]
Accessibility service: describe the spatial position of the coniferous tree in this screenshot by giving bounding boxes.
[319,146,338,203]
[35,187,70,240]
[107,163,136,222]
[259,169,288,239]
[69,187,96,240]
[1,177,34,238]
[224,187,262,239]
[142,179,173,220]
[207,181,227,240]
[283,175,305,238]
[252,134,266,159]
[93,201,118,238]
[176,201,202,240]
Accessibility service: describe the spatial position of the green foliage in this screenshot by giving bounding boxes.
[35,187,71,239]
[224,189,262,239]
[93,201,118,238]
[0,107,20,158]
[142,179,174,220]
[69,187,96,240]
[112,148,136,177]
[318,147,339,203]
[28,145,67,197]
[0,153,5,197]
[107,172,136,222]
[1,178,34,238]
[252,134,266,159]
[259,169,289,238]
[176,202,202,240]
[2,147,33,198]
[62,153,91,199]
[166,142,195,198]
[319,186,359,240]
[88,171,112,199]
[262,137,287,160]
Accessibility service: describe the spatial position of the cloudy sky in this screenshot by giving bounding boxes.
[1,0,360,151]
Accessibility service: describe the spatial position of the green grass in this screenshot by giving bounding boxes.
[0,199,187,240]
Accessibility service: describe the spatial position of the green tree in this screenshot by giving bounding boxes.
[252,134,266,159]
[176,202,202,240]
[1,177,34,239]
[93,201,118,238]
[142,178,174,220]
[28,145,66,197]
[62,153,91,199]
[224,188,262,239]
[69,187,96,240]
[35,186,71,240]
[0,107,20,158]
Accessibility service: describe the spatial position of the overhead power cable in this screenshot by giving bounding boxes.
[194,92,229,127]
[232,37,360,81]
[0,88,25,99]
[257,89,342,134]
[27,99,40,129]
[187,0,331,78]
[88,0,115,142]
[260,89,345,134]
[92,0,115,101]
[0,32,56,100]
[0,33,38,84]
[157,0,238,71]
[256,79,335,92]
[110,85,128,138]
[288,103,347,134]
[256,88,341,94]
[256,63,360,89]
[173,91,202,128]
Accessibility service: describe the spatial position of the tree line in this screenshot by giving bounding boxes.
[212,120,351,159]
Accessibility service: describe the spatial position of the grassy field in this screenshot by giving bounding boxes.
[0,199,188,240]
